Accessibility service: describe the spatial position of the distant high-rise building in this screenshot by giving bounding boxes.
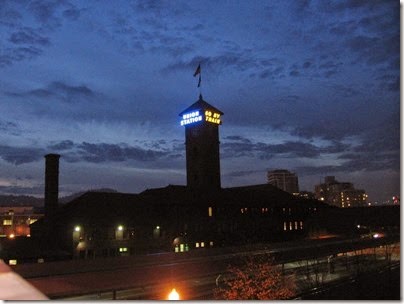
[267,169,299,194]
[314,176,368,208]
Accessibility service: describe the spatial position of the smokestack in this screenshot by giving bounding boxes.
[44,154,60,220]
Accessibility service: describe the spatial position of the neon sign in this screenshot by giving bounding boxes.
[180,111,202,126]
[180,110,221,126]
[205,110,221,125]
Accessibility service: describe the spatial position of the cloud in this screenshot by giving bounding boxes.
[0,5,23,28]
[7,81,95,103]
[0,185,44,196]
[0,145,44,165]
[9,27,50,46]
[221,136,349,160]
[63,8,81,21]
[0,46,43,68]
[0,120,20,136]
[0,1,81,68]
[48,140,75,151]
[224,170,265,178]
[43,140,182,164]
[162,52,282,79]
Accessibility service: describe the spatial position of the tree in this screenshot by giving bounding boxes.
[214,255,295,300]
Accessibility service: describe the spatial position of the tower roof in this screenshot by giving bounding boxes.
[179,94,223,116]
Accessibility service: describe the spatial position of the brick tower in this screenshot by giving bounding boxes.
[179,94,223,193]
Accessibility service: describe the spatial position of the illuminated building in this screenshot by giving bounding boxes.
[0,207,43,238]
[314,176,368,208]
[267,170,299,194]
[25,95,395,262]
[179,94,223,192]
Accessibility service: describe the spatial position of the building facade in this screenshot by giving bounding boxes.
[314,176,368,208]
[0,206,43,238]
[267,169,299,194]
[180,95,223,192]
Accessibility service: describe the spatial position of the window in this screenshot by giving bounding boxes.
[300,221,303,229]
[289,222,293,230]
[119,247,128,252]
[201,242,205,248]
[3,219,12,226]
[195,242,200,248]
[208,207,213,217]
[295,221,298,230]
[284,222,287,231]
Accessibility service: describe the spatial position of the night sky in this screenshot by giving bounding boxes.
[0,1,400,203]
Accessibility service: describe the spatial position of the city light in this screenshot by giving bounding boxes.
[74,226,81,232]
[168,288,180,300]
[8,233,15,239]
[8,259,17,265]
[117,225,123,231]
[180,111,202,126]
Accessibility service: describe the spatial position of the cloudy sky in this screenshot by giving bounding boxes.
[0,0,400,203]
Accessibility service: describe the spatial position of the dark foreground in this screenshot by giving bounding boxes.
[299,263,400,300]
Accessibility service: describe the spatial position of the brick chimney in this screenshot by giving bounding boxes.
[44,154,60,221]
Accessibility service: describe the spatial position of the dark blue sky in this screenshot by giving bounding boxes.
[0,0,400,203]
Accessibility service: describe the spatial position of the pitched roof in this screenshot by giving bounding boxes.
[179,95,223,116]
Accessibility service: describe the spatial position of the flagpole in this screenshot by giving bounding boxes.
[199,70,202,98]
[194,63,202,99]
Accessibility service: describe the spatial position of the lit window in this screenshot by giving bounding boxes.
[9,259,17,266]
[119,247,128,252]
[208,207,213,217]
[295,221,298,230]
[300,221,303,229]
[284,222,287,231]
[210,241,214,247]
[201,242,205,248]
[3,219,12,226]
[195,242,200,248]
[289,222,293,230]
[180,244,184,252]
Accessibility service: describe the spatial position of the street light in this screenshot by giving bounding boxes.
[168,288,180,300]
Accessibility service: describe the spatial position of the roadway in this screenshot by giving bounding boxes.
[12,235,399,300]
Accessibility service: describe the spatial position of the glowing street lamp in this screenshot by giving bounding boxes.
[168,288,180,300]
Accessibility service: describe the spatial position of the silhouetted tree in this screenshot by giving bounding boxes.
[214,255,295,300]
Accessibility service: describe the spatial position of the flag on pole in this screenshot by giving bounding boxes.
[193,64,201,76]
[193,64,201,88]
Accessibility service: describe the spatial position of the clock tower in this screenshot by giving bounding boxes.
[179,94,223,193]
